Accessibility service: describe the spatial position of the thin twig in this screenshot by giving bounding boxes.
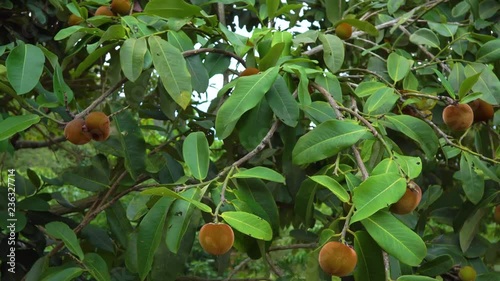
[183,48,246,67]
[74,77,128,119]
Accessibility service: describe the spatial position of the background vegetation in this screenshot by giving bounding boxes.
[0,0,499,280]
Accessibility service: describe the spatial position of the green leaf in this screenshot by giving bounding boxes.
[463,152,500,182]
[266,0,280,20]
[309,175,349,203]
[105,201,133,248]
[120,38,147,82]
[354,81,387,98]
[409,28,440,49]
[215,67,279,139]
[113,108,146,180]
[144,0,201,18]
[303,101,337,124]
[137,197,175,280]
[182,132,210,181]
[265,75,299,127]
[428,22,458,37]
[354,231,386,281]
[364,87,399,115]
[387,53,413,82]
[84,253,111,281]
[314,73,342,102]
[25,256,49,281]
[74,43,117,77]
[233,167,285,183]
[0,114,40,141]
[351,173,406,223]
[397,276,439,281]
[372,158,399,176]
[384,115,439,159]
[361,211,427,266]
[259,42,285,71]
[459,208,485,253]
[148,35,192,109]
[292,120,369,165]
[165,188,202,253]
[53,64,74,105]
[432,68,455,98]
[388,0,404,14]
[45,222,84,260]
[417,255,454,276]
[41,268,84,281]
[6,44,45,94]
[476,39,500,63]
[335,18,379,37]
[294,178,320,228]
[393,153,422,179]
[455,154,483,204]
[324,0,346,24]
[464,63,500,105]
[221,211,273,241]
[458,72,482,99]
[141,187,212,213]
[319,33,344,73]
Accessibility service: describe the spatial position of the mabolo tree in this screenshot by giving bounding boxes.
[0,0,499,280]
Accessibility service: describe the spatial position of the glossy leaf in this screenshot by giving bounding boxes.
[292,120,369,165]
[215,67,279,138]
[0,114,40,141]
[137,197,175,280]
[165,188,202,253]
[393,153,422,179]
[371,158,399,175]
[84,253,111,281]
[354,231,385,281]
[233,166,285,183]
[354,81,387,98]
[45,221,84,260]
[309,175,349,203]
[265,75,300,127]
[144,0,201,18]
[428,22,458,37]
[455,154,483,204]
[409,28,440,49]
[41,268,84,281]
[417,254,454,276]
[148,36,192,109]
[476,39,500,63]
[464,63,500,105]
[458,72,482,99]
[113,108,146,180]
[364,87,399,114]
[384,115,439,159]
[182,132,210,181]
[141,187,212,213]
[362,211,427,266]
[221,211,273,241]
[351,173,406,223]
[387,53,413,82]
[6,44,45,94]
[303,101,337,124]
[120,38,147,82]
[319,33,344,73]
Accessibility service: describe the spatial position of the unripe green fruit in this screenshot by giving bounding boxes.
[458,266,476,281]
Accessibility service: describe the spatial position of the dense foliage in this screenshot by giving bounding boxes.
[0,0,499,280]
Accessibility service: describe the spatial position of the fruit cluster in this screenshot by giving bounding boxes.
[64,112,110,145]
[442,99,494,131]
[67,0,131,26]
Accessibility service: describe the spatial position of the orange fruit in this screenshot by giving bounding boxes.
[318,241,357,276]
[198,223,234,255]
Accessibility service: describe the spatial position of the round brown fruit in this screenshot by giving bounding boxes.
[458,265,477,281]
[64,119,92,145]
[240,67,259,77]
[198,223,234,255]
[95,5,115,16]
[494,205,500,224]
[68,14,83,26]
[390,181,422,215]
[85,112,110,141]
[442,103,474,131]
[469,99,494,122]
[335,23,352,40]
[318,241,357,276]
[111,0,131,15]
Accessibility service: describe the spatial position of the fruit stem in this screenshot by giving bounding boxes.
[213,165,235,222]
